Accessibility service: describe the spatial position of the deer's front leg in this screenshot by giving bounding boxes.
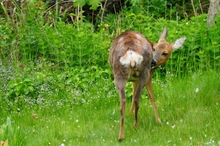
[146,75,162,124]
[129,82,138,115]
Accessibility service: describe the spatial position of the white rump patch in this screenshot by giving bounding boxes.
[119,50,143,67]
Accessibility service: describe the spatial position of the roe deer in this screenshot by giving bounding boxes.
[129,28,186,124]
[109,30,154,141]
[109,28,186,141]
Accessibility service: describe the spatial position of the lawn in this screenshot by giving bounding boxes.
[0,65,220,146]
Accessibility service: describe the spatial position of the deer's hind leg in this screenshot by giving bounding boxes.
[134,73,150,127]
[114,77,127,141]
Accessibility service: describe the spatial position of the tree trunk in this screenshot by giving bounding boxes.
[207,0,220,27]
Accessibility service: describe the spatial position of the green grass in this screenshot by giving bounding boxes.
[0,66,220,146]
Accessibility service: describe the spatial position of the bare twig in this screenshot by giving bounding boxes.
[191,0,197,16]
[100,0,108,24]
[198,0,203,13]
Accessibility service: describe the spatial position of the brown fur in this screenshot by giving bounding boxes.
[109,30,153,141]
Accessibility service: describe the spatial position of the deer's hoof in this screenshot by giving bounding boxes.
[118,135,124,142]
[157,118,162,125]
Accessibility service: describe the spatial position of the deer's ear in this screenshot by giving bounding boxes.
[172,36,186,50]
[160,28,168,39]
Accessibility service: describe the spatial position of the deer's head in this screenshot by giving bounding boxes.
[151,28,186,68]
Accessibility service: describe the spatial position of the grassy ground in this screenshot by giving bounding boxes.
[0,67,220,146]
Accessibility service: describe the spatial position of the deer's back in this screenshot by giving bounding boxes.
[109,31,153,80]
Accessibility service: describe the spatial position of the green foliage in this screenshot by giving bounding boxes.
[1,1,219,76]
[1,20,109,67]
[1,61,113,108]
[0,117,13,141]
[127,0,209,20]
[74,0,101,10]
[7,76,35,99]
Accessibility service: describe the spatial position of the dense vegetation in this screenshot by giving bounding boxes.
[0,0,220,145]
[0,0,219,74]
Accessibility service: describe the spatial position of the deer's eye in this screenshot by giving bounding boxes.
[162,52,168,56]
[152,48,155,51]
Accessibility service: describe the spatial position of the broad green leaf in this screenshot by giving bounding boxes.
[74,0,88,7]
[89,0,100,10]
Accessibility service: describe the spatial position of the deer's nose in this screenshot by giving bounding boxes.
[151,59,157,68]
